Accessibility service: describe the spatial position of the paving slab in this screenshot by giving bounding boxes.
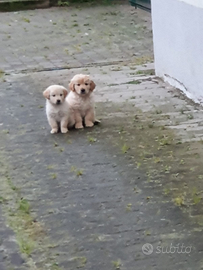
[1,3,203,270]
[1,64,203,269]
[0,4,153,73]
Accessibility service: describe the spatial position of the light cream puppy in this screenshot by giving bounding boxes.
[67,74,96,129]
[43,85,69,134]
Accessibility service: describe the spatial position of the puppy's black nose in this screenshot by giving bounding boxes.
[81,89,86,94]
[57,100,61,104]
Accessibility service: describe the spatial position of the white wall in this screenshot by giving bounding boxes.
[151,0,203,103]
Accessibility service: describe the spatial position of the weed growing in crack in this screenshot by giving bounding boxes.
[18,198,30,214]
[88,136,97,143]
[112,260,121,269]
[70,166,83,177]
[121,143,130,154]
[50,173,57,179]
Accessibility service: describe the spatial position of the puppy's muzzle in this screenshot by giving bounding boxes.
[81,89,86,94]
[56,100,61,104]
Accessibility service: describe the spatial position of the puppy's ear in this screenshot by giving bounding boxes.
[43,89,50,99]
[63,88,68,98]
[90,80,96,91]
[69,82,75,92]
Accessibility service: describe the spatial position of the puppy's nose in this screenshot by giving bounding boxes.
[57,100,61,104]
[81,89,86,94]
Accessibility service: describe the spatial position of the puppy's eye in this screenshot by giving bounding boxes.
[85,83,88,86]
[60,94,63,96]
[52,95,56,97]
[77,84,80,86]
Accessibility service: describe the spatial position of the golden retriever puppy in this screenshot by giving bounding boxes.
[67,74,96,129]
[43,85,69,134]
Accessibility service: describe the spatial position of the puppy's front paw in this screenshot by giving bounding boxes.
[61,128,68,133]
[85,121,94,128]
[51,128,58,134]
[75,123,84,129]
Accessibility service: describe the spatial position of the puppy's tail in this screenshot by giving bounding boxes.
[94,119,101,125]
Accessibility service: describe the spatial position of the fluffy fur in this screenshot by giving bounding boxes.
[43,85,69,134]
[67,74,96,129]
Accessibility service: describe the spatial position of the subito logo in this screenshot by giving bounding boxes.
[142,243,153,255]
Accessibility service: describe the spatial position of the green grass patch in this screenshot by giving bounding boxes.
[125,80,141,85]
[18,198,30,214]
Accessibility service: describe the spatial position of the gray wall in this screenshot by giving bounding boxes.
[151,0,203,103]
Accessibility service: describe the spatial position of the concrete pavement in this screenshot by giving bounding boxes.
[1,3,203,270]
